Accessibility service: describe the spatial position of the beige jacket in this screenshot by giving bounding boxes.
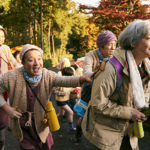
[0,45,22,77]
[82,48,150,150]
[0,67,80,143]
[83,49,101,76]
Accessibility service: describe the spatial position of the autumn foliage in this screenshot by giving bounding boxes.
[80,0,150,37]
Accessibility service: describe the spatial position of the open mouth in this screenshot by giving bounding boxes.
[33,67,40,73]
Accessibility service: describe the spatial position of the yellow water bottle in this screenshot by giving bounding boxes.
[46,101,60,132]
[134,122,144,138]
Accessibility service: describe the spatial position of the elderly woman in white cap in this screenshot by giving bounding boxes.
[0,44,92,150]
[57,58,71,75]
[0,25,22,150]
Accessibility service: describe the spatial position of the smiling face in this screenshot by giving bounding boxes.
[132,34,150,58]
[100,40,116,58]
[22,50,43,77]
[0,30,5,46]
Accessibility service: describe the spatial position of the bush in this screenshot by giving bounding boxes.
[43,58,59,68]
[74,53,86,60]
[51,58,58,66]
[57,54,73,61]
[43,59,52,68]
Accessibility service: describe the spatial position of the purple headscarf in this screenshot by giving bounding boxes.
[96,30,117,48]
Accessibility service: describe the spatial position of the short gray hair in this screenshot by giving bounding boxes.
[118,20,150,50]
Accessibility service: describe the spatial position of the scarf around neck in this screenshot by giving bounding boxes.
[22,66,42,83]
[97,48,110,62]
[126,51,150,109]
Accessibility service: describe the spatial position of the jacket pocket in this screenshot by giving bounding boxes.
[95,115,127,131]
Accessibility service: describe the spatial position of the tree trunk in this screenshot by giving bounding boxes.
[52,27,55,59]
[48,19,51,59]
[29,22,33,44]
[34,16,37,45]
[60,35,62,56]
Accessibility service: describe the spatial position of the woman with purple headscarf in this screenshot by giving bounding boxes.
[75,30,117,141]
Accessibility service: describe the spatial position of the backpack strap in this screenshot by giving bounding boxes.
[109,57,123,105]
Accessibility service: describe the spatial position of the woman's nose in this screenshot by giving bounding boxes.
[34,59,39,65]
[112,44,116,50]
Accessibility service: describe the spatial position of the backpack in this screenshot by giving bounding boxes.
[73,57,123,118]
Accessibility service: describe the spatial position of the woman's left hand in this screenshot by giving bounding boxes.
[79,73,94,85]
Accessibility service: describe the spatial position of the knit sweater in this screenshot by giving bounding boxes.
[0,67,80,143]
[83,49,101,76]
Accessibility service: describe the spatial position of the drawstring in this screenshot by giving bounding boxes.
[21,111,34,127]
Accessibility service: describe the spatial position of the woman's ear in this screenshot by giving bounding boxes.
[131,44,135,48]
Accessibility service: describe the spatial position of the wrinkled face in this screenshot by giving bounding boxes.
[100,40,116,58]
[22,50,43,77]
[61,60,70,69]
[0,30,5,46]
[132,34,150,58]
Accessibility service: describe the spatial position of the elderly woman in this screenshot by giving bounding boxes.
[83,30,117,76]
[0,25,22,150]
[57,58,71,75]
[82,19,150,150]
[75,30,117,141]
[0,44,91,150]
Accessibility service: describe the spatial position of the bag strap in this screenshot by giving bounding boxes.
[0,56,8,65]
[1,50,14,70]
[2,50,9,62]
[26,80,50,113]
[110,57,123,78]
[109,57,123,105]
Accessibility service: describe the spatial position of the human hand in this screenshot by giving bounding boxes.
[79,73,94,85]
[131,108,147,122]
[2,104,22,119]
[8,107,22,119]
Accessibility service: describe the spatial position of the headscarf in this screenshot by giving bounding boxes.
[96,30,117,48]
[20,44,43,62]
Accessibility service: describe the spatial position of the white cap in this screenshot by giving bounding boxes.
[0,25,7,37]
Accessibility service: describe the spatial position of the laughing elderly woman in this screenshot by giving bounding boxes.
[82,19,150,150]
[0,44,91,150]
